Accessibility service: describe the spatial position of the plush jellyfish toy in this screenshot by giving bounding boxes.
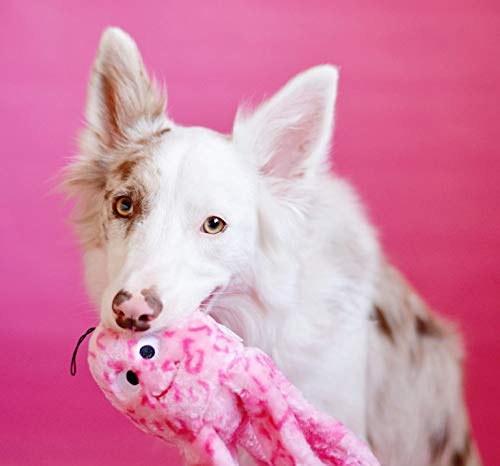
[87,311,379,466]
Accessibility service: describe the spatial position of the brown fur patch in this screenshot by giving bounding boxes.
[100,72,122,145]
[451,432,471,466]
[366,430,376,452]
[113,158,141,181]
[430,422,450,462]
[101,221,109,241]
[373,306,395,343]
[158,127,171,136]
[416,314,444,338]
[135,127,171,146]
[124,186,147,236]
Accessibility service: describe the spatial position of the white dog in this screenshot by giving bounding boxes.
[65,27,481,466]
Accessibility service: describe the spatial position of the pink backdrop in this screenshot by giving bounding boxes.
[1,1,499,464]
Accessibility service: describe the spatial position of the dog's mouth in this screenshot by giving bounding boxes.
[146,287,224,400]
[199,285,223,313]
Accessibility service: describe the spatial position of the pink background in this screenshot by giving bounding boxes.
[1,1,499,464]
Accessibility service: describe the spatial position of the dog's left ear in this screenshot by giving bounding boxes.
[233,65,338,180]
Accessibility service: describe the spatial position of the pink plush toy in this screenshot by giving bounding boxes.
[88,311,379,466]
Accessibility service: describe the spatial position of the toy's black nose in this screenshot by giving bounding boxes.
[126,370,139,386]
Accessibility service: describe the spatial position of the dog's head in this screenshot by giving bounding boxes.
[65,27,338,333]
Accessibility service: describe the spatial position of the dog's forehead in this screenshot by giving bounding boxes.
[155,127,252,182]
[153,126,256,198]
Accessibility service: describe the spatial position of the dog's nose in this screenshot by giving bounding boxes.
[112,288,163,331]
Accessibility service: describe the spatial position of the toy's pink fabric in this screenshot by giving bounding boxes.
[88,312,379,466]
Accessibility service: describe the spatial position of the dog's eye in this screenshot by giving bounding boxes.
[114,196,134,218]
[202,216,227,235]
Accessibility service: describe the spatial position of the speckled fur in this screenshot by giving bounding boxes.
[64,27,481,466]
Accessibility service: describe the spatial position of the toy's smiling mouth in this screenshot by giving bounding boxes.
[153,381,173,400]
[152,362,180,400]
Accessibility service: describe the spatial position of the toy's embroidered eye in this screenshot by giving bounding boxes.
[113,196,134,218]
[137,336,159,360]
[126,370,139,385]
[140,345,155,359]
[202,216,227,234]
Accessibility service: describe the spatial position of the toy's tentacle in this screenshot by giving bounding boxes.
[226,350,325,465]
[226,349,380,466]
[182,425,238,466]
[278,375,380,466]
[242,383,326,466]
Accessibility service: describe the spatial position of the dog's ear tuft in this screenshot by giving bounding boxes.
[85,27,166,149]
[233,65,338,180]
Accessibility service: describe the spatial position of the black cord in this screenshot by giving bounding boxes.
[70,327,96,376]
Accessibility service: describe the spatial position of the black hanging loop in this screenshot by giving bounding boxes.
[70,327,96,376]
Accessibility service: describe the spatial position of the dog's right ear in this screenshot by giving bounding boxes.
[85,27,167,150]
